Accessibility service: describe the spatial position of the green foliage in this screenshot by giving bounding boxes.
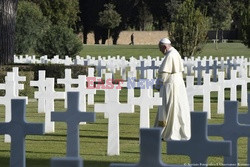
[35,25,83,58]
[211,0,233,30]
[169,0,209,58]
[98,3,121,44]
[98,3,121,30]
[32,64,88,87]
[136,1,153,31]
[30,0,80,28]
[241,3,250,48]
[15,1,50,54]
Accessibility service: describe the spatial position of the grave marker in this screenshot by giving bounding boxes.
[51,92,95,167]
[131,81,161,128]
[97,60,106,77]
[30,70,46,113]
[211,60,221,82]
[0,72,28,142]
[193,61,206,85]
[186,76,203,112]
[167,112,231,165]
[94,88,133,155]
[35,78,65,133]
[202,73,219,119]
[87,68,97,105]
[0,99,44,167]
[110,128,187,167]
[238,94,250,165]
[208,101,250,165]
[57,69,78,108]
[12,67,26,96]
[136,61,148,79]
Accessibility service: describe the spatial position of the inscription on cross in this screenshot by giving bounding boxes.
[51,92,95,167]
[167,112,231,165]
[208,101,250,165]
[0,99,44,167]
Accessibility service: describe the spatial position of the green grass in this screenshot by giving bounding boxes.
[0,86,249,167]
[80,43,250,59]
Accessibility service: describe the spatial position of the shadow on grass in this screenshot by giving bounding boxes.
[0,157,115,167]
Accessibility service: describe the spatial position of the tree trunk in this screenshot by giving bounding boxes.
[215,28,218,50]
[107,29,110,45]
[0,0,18,65]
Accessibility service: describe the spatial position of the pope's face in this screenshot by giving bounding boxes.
[159,44,166,54]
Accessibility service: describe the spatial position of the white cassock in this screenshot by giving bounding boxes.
[154,47,191,141]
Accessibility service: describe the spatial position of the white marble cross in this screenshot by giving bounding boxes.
[184,58,195,76]
[131,83,162,128]
[211,60,221,82]
[68,75,88,111]
[119,59,128,80]
[96,73,114,118]
[0,72,28,143]
[0,99,44,167]
[87,68,97,105]
[168,112,231,165]
[94,88,133,156]
[148,60,159,79]
[193,61,206,85]
[186,76,204,112]
[230,70,245,102]
[202,73,219,119]
[97,60,106,77]
[12,67,26,96]
[217,70,241,114]
[30,70,46,113]
[136,61,148,79]
[208,101,250,165]
[51,92,95,166]
[57,69,78,108]
[110,128,185,167]
[241,68,250,106]
[35,78,65,133]
[107,59,117,79]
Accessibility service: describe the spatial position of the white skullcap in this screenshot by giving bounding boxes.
[159,38,171,44]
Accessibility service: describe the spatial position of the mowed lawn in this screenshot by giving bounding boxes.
[0,43,249,166]
[80,42,250,59]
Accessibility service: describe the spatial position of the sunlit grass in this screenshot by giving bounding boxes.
[0,86,249,166]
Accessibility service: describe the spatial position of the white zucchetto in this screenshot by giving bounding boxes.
[159,38,171,44]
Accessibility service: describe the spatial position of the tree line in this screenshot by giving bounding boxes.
[0,0,249,65]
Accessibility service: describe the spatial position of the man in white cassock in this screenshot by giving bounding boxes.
[154,38,191,141]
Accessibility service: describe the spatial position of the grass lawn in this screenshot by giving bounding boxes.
[0,86,249,167]
[80,42,250,59]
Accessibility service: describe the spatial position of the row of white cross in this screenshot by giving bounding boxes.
[14,55,250,79]
[0,67,249,156]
